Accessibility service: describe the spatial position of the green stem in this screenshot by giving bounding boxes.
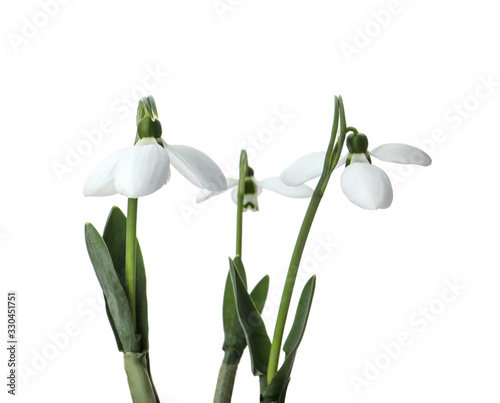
[125,198,139,330]
[236,150,248,257]
[214,151,247,402]
[124,353,157,403]
[236,189,243,258]
[214,351,239,403]
[267,96,346,384]
[267,189,324,383]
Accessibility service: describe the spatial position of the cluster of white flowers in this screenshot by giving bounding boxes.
[84,116,430,210]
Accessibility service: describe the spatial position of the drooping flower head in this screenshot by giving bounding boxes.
[84,97,226,198]
[196,166,313,211]
[280,131,431,210]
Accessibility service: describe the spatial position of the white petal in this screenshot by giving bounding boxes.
[226,178,239,189]
[114,138,171,198]
[230,187,237,204]
[258,177,313,198]
[163,143,227,191]
[83,149,128,197]
[340,163,393,210]
[195,178,238,203]
[195,189,219,203]
[280,152,325,186]
[370,143,432,166]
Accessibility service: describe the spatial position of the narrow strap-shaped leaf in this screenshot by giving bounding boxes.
[232,255,247,287]
[217,264,270,401]
[229,258,270,377]
[102,207,127,351]
[222,257,259,356]
[223,269,270,364]
[103,207,127,284]
[85,223,138,352]
[102,294,123,351]
[277,378,290,403]
[103,206,149,353]
[262,350,297,401]
[250,275,269,315]
[283,275,316,356]
[261,376,290,403]
[145,352,160,403]
[222,257,248,362]
[262,377,291,403]
[222,271,246,363]
[135,243,149,352]
[263,276,316,400]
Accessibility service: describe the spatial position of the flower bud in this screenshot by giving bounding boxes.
[137,117,162,139]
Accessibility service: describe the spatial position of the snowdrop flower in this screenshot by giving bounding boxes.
[280,132,431,210]
[195,168,313,211]
[84,117,226,198]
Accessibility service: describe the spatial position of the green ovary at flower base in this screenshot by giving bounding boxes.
[280,131,432,210]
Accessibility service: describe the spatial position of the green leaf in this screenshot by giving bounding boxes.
[250,275,269,315]
[262,275,316,401]
[145,353,160,403]
[232,255,247,287]
[222,274,246,363]
[283,275,316,356]
[85,223,138,352]
[102,206,149,353]
[103,207,127,285]
[223,259,269,365]
[135,240,149,353]
[222,256,247,360]
[101,208,126,352]
[229,258,270,377]
[262,378,290,403]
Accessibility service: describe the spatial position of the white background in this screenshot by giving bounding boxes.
[1,0,500,402]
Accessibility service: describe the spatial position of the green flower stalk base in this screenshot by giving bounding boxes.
[124,353,157,403]
[214,356,239,402]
